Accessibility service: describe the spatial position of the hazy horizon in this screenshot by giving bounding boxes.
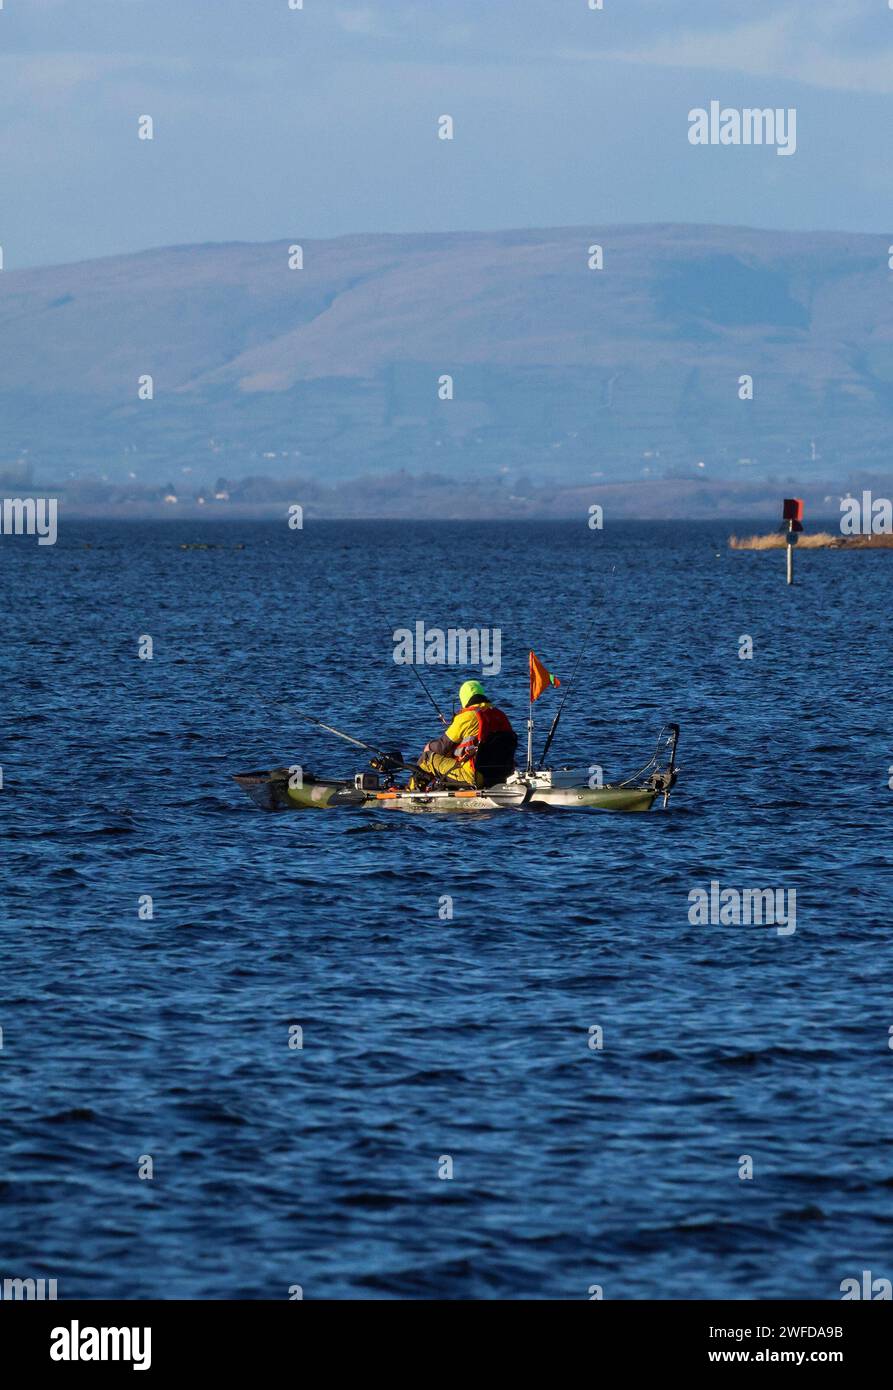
[4,1,893,269]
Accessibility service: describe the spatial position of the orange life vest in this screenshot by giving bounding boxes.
[453,704,515,771]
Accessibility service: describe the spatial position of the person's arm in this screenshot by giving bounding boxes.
[423,710,470,757]
[423,731,457,757]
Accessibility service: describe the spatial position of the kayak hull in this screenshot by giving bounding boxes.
[233,769,659,813]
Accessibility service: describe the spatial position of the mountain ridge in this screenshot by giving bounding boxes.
[2,222,891,513]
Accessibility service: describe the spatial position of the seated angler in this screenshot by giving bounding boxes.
[413,680,517,788]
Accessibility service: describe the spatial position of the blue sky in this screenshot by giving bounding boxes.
[2,0,893,267]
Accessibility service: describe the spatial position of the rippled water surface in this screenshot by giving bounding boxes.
[1,519,891,1299]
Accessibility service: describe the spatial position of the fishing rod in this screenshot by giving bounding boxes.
[289,707,466,787]
[376,612,449,723]
[292,710,381,756]
[406,663,448,724]
[537,567,615,769]
[289,707,528,805]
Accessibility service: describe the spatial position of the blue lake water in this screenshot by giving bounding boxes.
[1,518,891,1299]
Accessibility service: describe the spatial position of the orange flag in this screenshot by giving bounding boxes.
[529,650,561,703]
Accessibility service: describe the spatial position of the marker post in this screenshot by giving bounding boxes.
[782,497,804,585]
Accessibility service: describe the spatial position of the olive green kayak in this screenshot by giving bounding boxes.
[233,768,663,813]
[234,726,679,814]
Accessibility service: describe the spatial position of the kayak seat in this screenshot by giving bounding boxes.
[475,730,518,787]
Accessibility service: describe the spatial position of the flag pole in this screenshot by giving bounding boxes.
[527,694,534,774]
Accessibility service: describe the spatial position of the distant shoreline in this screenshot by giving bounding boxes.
[729,531,893,550]
[8,506,849,525]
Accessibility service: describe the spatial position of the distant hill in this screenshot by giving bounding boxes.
[2,224,892,514]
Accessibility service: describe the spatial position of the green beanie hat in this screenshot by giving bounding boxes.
[459,679,487,707]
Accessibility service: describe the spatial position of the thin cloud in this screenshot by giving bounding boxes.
[335,8,381,37]
[558,7,893,95]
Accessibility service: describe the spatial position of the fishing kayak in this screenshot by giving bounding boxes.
[234,725,680,815]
